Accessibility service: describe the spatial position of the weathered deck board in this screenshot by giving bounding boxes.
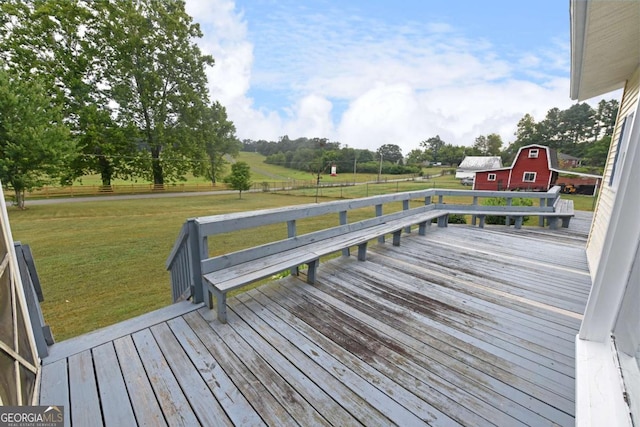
[180,312,299,426]
[39,359,70,427]
[92,343,137,427]
[267,276,574,425]
[39,216,593,426]
[165,317,265,427]
[131,329,200,426]
[313,261,576,395]
[112,336,167,426]
[68,351,102,427]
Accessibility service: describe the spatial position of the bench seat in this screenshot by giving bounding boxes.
[446,199,575,230]
[203,209,449,322]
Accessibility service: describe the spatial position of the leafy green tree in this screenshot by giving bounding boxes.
[100,0,214,186]
[406,148,428,166]
[594,99,619,139]
[421,135,446,163]
[584,136,611,168]
[224,161,252,199]
[561,103,596,149]
[376,144,403,164]
[504,113,543,163]
[0,0,142,186]
[196,102,240,184]
[0,70,71,208]
[438,144,466,166]
[473,133,503,156]
[538,108,564,150]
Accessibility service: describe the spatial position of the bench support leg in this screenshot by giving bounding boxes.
[478,215,485,228]
[291,266,299,276]
[471,215,477,226]
[418,222,427,236]
[357,242,368,261]
[206,287,214,309]
[306,259,318,284]
[341,247,350,257]
[561,217,571,228]
[392,230,402,246]
[548,217,559,230]
[211,288,227,323]
[514,216,523,229]
[437,215,448,227]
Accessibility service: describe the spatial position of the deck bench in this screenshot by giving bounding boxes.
[445,199,575,230]
[202,207,450,322]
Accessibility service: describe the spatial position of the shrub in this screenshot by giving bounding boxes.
[482,197,533,225]
[432,213,467,224]
[447,214,467,224]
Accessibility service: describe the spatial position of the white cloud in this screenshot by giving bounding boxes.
[185,1,611,156]
[284,94,335,138]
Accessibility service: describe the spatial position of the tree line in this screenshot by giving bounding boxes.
[242,98,618,177]
[243,137,422,176]
[0,0,240,208]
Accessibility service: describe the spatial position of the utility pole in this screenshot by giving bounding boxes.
[378,153,383,182]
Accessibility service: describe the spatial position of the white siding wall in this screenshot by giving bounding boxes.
[586,66,640,276]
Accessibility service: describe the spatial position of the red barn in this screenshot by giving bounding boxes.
[473,144,601,193]
[474,145,559,191]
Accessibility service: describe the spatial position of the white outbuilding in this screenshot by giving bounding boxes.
[454,156,502,179]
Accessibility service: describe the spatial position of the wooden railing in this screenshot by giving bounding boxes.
[166,187,563,304]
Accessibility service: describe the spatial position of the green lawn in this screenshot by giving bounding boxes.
[8,175,596,340]
[8,193,317,340]
[71,151,434,186]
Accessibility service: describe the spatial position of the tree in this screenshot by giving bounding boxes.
[560,103,595,150]
[504,113,543,163]
[0,70,72,208]
[538,108,564,150]
[594,99,619,139]
[100,0,214,186]
[438,144,466,166]
[406,149,427,166]
[473,133,503,156]
[421,135,446,163]
[0,1,150,187]
[584,136,611,168]
[224,162,251,199]
[197,101,240,184]
[376,144,403,164]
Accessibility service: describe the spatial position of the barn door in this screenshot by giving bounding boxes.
[0,185,40,405]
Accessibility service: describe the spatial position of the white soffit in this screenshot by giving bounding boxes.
[571,0,640,101]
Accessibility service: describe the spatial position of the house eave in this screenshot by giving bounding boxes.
[570,0,640,101]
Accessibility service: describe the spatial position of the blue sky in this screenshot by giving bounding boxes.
[185,0,616,154]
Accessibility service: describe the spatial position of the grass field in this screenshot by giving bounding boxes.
[70,151,434,186]
[8,175,596,340]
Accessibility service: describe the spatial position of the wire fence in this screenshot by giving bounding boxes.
[4,170,456,202]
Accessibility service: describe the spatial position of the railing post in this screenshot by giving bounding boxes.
[288,220,300,274]
[402,200,411,233]
[539,197,545,227]
[376,204,384,243]
[472,196,478,226]
[339,211,350,256]
[187,219,205,304]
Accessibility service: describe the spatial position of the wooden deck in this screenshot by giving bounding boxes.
[39,212,593,426]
